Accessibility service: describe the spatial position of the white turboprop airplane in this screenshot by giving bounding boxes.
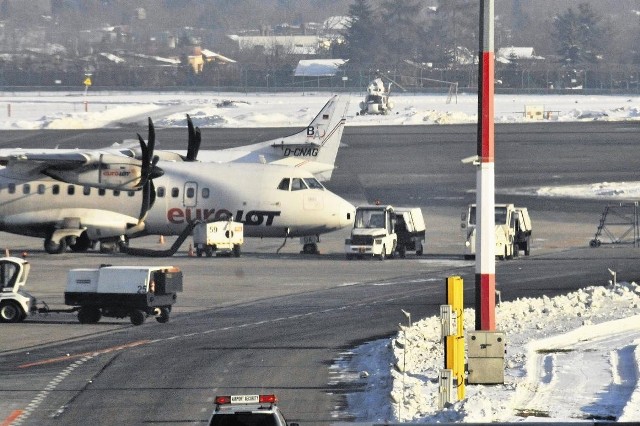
[0,95,355,255]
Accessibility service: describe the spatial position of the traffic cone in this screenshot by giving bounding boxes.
[158,235,165,245]
[188,243,194,257]
[21,251,27,259]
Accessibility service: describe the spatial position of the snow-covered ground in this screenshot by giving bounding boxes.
[2,90,640,422]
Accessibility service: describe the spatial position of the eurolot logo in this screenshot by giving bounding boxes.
[167,208,280,225]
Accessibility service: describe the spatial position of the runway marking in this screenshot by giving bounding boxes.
[18,340,151,369]
[1,410,23,426]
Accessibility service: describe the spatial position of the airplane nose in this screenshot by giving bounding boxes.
[339,198,356,229]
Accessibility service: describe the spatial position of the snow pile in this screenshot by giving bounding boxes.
[339,281,640,423]
[5,92,640,130]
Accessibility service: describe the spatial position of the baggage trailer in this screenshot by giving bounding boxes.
[394,207,426,257]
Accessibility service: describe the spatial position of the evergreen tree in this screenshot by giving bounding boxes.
[429,0,478,67]
[379,0,426,63]
[552,3,606,66]
[339,0,381,66]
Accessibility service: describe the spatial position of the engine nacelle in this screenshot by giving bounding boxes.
[47,154,145,190]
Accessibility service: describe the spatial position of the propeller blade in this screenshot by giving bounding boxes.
[186,114,197,161]
[193,126,202,160]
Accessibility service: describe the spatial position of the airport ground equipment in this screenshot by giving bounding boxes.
[345,205,397,260]
[208,394,296,426]
[590,202,640,248]
[462,203,532,260]
[193,220,243,257]
[0,257,182,325]
[358,78,394,115]
[394,207,426,257]
[0,257,36,323]
[64,265,183,325]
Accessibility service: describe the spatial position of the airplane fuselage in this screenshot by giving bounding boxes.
[0,161,354,243]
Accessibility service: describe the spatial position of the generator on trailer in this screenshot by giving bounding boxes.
[64,265,183,325]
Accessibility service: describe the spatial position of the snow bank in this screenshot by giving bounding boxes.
[337,282,640,423]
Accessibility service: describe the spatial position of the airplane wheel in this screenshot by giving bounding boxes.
[302,243,318,254]
[70,232,92,252]
[44,236,67,254]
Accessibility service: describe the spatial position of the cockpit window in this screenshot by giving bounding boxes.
[277,178,290,191]
[291,178,307,191]
[303,177,324,190]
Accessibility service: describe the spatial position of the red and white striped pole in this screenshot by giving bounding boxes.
[476,0,496,331]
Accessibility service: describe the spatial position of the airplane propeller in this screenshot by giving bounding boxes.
[186,114,201,161]
[136,117,164,221]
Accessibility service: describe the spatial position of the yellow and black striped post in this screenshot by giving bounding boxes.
[445,276,465,400]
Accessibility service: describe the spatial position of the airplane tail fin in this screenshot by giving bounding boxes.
[265,95,349,181]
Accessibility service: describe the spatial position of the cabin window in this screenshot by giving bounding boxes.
[128,191,135,197]
[303,178,324,190]
[277,178,290,191]
[291,178,307,191]
[52,184,59,195]
[113,190,120,197]
[8,183,15,194]
[202,188,210,199]
[171,187,179,198]
[37,184,45,194]
[67,185,75,196]
[83,186,91,196]
[23,184,30,194]
[99,188,106,196]
[157,187,165,197]
[186,187,195,199]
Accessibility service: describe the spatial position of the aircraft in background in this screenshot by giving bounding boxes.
[0,96,354,254]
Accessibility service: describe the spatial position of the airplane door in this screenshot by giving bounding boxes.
[183,182,198,207]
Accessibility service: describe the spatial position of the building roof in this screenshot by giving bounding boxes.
[294,59,347,76]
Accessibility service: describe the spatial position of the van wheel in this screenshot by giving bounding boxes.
[0,301,24,323]
[156,307,170,324]
[379,246,386,261]
[78,306,101,324]
[130,309,146,326]
[233,244,241,257]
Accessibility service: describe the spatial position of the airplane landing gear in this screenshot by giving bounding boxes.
[301,243,319,255]
[44,236,67,254]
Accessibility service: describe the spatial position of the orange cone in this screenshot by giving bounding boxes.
[188,243,194,257]
[159,235,165,244]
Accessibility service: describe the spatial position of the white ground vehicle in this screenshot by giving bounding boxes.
[359,78,394,115]
[394,207,426,257]
[0,257,183,325]
[193,220,244,257]
[208,394,297,426]
[345,205,397,260]
[65,265,183,325]
[0,257,36,323]
[462,203,532,260]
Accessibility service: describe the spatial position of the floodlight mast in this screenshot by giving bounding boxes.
[476,0,496,331]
